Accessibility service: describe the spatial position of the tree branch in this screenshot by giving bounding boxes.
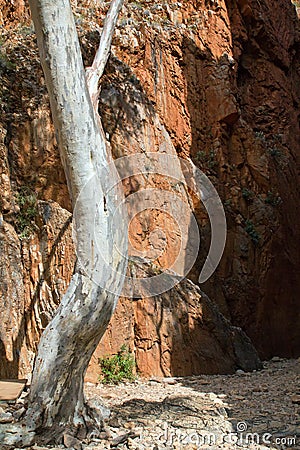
[86,0,125,104]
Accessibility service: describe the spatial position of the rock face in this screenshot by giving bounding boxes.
[96,0,300,359]
[0,201,75,379]
[86,261,262,381]
[0,0,299,379]
[0,221,25,378]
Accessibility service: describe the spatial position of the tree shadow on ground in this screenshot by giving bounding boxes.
[104,360,299,448]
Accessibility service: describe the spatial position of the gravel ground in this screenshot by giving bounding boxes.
[82,357,300,450]
[1,358,299,450]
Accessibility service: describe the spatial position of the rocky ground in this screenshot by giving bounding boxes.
[0,357,299,450]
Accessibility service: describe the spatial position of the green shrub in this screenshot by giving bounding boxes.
[16,186,37,239]
[241,188,254,201]
[245,219,260,246]
[98,345,136,384]
[265,191,282,206]
[255,130,266,141]
[0,52,16,72]
[195,150,217,170]
[254,131,284,160]
[195,150,206,162]
[268,146,282,158]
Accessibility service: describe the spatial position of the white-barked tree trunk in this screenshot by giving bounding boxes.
[21,0,127,444]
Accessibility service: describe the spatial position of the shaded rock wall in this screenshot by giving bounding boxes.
[218,0,300,358]
[99,0,300,358]
[0,201,75,379]
[87,262,262,381]
[0,0,299,379]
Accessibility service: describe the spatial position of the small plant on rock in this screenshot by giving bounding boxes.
[245,219,260,246]
[195,150,206,163]
[268,146,282,158]
[242,188,254,201]
[265,191,282,206]
[195,149,217,171]
[16,186,37,239]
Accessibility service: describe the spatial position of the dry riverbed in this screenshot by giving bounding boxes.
[1,358,299,450]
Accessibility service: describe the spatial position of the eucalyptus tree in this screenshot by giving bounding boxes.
[20,0,127,443]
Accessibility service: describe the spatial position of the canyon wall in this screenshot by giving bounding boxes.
[0,0,299,380]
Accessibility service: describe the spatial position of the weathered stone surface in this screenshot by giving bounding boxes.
[0,201,75,379]
[0,221,27,378]
[98,0,300,360]
[1,199,261,381]
[0,407,13,424]
[63,433,82,450]
[0,0,299,381]
[86,262,261,381]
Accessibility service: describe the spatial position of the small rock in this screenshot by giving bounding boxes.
[124,421,135,429]
[87,397,110,420]
[233,395,245,400]
[291,394,300,404]
[111,431,132,447]
[272,356,282,362]
[63,433,82,450]
[252,387,262,392]
[16,392,28,404]
[1,425,35,446]
[99,427,111,439]
[236,369,245,375]
[199,379,210,385]
[101,392,117,399]
[217,406,228,417]
[0,407,13,423]
[148,378,162,384]
[0,403,9,409]
[13,407,26,421]
[31,446,52,450]
[162,377,177,385]
[108,416,121,427]
[208,392,218,400]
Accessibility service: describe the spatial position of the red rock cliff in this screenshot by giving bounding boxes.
[0,0,299,380]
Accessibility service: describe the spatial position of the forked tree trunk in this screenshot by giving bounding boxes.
[22,0,127,442]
